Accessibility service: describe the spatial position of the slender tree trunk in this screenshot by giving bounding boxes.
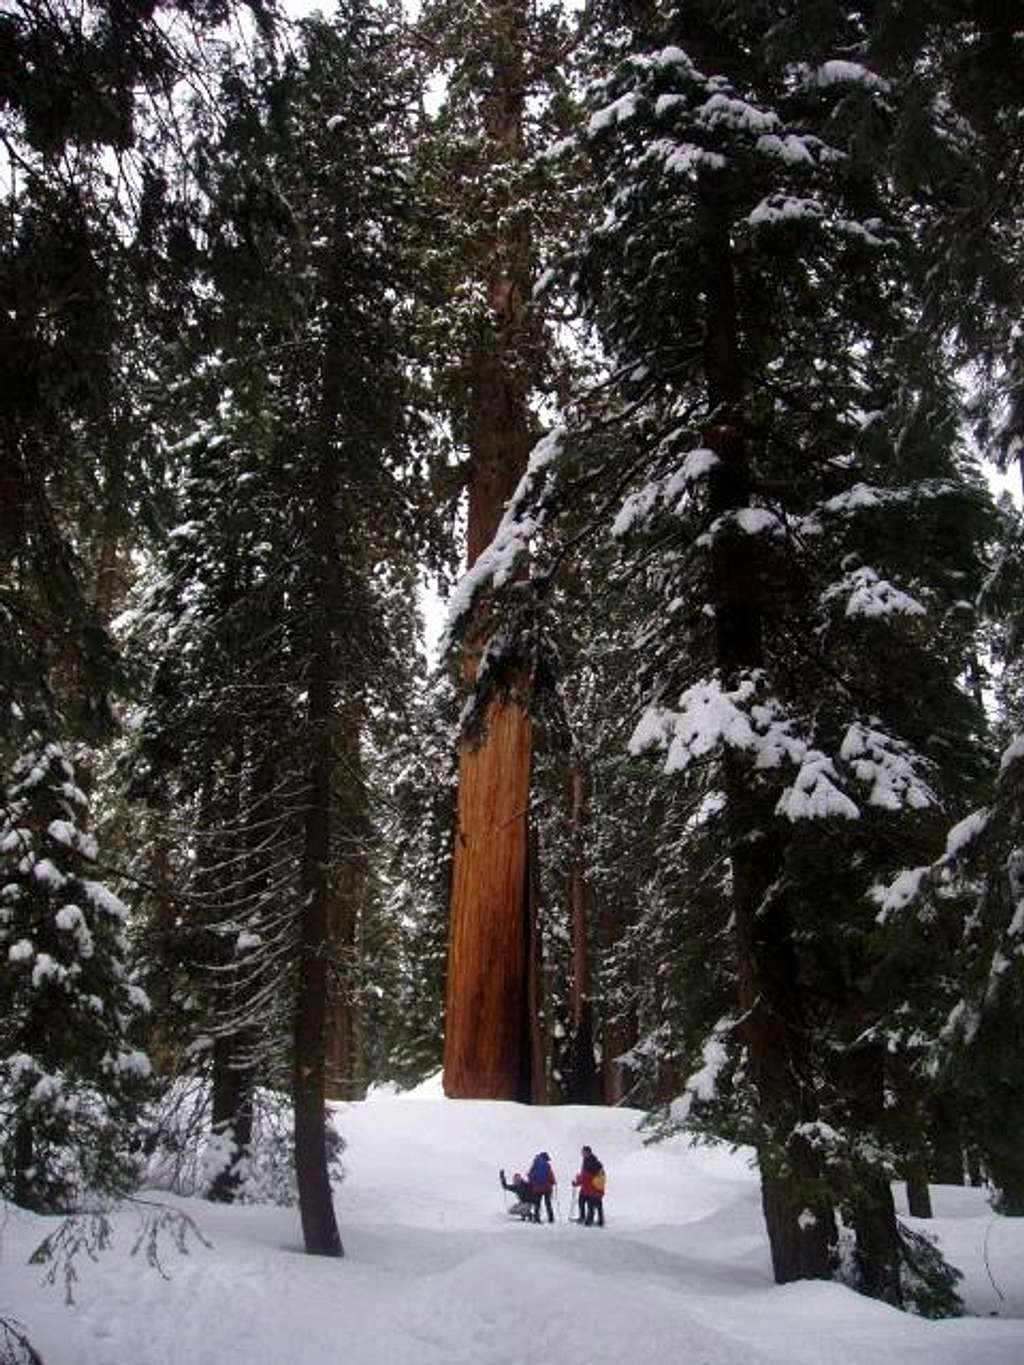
[12,1119,39,1211]
[906,1169,933,1219]
[443,0,538,1101]
[851,1176,903,1304]
[836,1043,903,1305]
[294,637,344,1256]
[527,835,547,1104]
[325,708,369,1102]
[209,1038,254,1203]
[292,182,356,1255]
[702,201,835,1283]
[324,924,358,1101]
[888,1063,934,1219]
[145,821,176,1073]
[93,457,126,622]
[929,1092,965,1184]
[565,758,598,1104]
[209,738,276,1202]
[208,743,252,1204]
[598,894,632,1105]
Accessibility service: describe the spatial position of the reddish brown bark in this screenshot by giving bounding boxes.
[442,0,538,1102]
[444,689,534,1099]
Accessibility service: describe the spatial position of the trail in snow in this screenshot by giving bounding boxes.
[4,1079,1024,1365]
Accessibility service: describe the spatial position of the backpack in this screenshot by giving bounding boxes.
[528,1155,552,1191]
[592,1169,606,1195]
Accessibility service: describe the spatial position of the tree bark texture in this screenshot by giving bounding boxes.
[443,0,538,1102]
[445,690,534,1100]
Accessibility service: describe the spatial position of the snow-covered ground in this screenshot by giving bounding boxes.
[5,1075,1024,1365]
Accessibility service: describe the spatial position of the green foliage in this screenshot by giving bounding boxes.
[0,736,152,1210]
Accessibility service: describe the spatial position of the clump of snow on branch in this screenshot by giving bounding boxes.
[629,674,807,775]
[840,722,936,811]
[670,1019,735,1123]
[776,752,859,822]
[822,566,927,619]
[612,448,718,538]
[795,60,892,94]
[441,426,564,652]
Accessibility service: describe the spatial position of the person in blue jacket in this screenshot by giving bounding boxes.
[526,1151,556,1223]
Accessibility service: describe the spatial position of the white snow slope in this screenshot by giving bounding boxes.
[5,1074,1024,1365]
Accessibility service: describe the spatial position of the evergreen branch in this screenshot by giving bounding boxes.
[0,1317,45,1365]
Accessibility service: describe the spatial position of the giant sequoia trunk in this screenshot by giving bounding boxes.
[702,205,835,1283]
[442,0,538,1101]
[445,684,534,1099]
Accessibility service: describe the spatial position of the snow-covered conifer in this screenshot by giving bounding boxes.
[1,737,151,1210]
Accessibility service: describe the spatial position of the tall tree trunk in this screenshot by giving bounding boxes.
[209,738,275,1203]
[93,455,126,622]
[928,1092,966,1185]
[292,179,356,1255]
[209,1036,254,1203]
[527,835,547,1104]
[443,0,538,1101]
[598,892,633,1105]
[906,1169,933,1219]
[835,1042,903,1305]
[325,707,369,1102]
[565,757,598,1104]
[12,1119,39,1211]
[145,820,176,1072]
[294,636,344,1257]
[703,203,835,1283]
[445,687,534,1098]
[199,738,257,1205]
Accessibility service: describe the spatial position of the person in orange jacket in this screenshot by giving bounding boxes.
[572,1145,606,1226]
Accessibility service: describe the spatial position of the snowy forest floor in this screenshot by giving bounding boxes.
[5,1075,1024,1365]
